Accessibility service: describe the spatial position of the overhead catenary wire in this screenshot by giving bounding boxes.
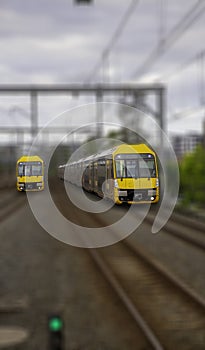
[158,50,205,118]
[155,47,205,82]
[85,0,140,83]
[131,0,205,80]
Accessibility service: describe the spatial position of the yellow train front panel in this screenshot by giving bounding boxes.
[16,155,44,191]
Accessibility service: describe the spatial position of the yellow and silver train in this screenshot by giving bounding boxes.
[58,144,159,204]
[16,155,44,191]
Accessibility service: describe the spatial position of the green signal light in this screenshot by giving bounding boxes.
[49,317,63,332]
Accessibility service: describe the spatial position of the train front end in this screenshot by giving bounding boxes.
[16,156,44,191]
[113,145,159,204]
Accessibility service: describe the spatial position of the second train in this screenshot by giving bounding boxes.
[58,143,159,205]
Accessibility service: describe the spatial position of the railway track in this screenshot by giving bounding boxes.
[53,181,205,350]
[89,248,164,350]
[145,208,205,252]
[90,244,205,350]
[88,215,205,350]
[55,194,165,349]
[0,189,27,223]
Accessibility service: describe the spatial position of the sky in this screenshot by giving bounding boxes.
[0,0,205,137]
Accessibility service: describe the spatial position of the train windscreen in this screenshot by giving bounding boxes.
[115,154,156,179]
[18,162,43,176]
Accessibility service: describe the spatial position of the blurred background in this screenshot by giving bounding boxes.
[0,1,205,349]
[1,0,205,208]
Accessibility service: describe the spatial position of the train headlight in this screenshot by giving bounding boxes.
[19,182,25,190]
[151,196,155,201]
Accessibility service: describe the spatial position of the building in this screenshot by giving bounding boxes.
[171,133,203,159]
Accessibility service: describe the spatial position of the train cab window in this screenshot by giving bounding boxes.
[25,165,32,176]
[126,160,139,178]
[116,158,156,178]
[32,165,42,176]
[18,163,42,176]
[139,159,156,178]
[116,160,126,178]
[18,164,24,176]
[116,159,138,178]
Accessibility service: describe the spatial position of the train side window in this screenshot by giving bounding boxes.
[110,161,114,178]
[106,160,114,179]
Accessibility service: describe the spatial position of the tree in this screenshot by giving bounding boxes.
[179,145,205,207]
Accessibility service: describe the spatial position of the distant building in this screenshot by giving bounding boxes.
[171,133,203,159]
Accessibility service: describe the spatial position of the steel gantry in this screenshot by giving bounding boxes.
[0,83,166,143]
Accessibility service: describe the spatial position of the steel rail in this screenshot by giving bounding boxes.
[83,200,205,310]
[171,211,205,232]
[89,248,164,350]
[0,195,26,223]
[58,182,205,311]
[124,238,205,310]
[55,182,205,347]
[63,188,165,349]
[145,212,205,252]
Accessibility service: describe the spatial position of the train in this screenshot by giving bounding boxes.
[58,144,159,204]
[16,155,44,191]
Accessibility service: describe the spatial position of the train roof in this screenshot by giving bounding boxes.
[63,143,155,167]
[17,155,43,163]
[89,143,155,160]
[112,143,154,155]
